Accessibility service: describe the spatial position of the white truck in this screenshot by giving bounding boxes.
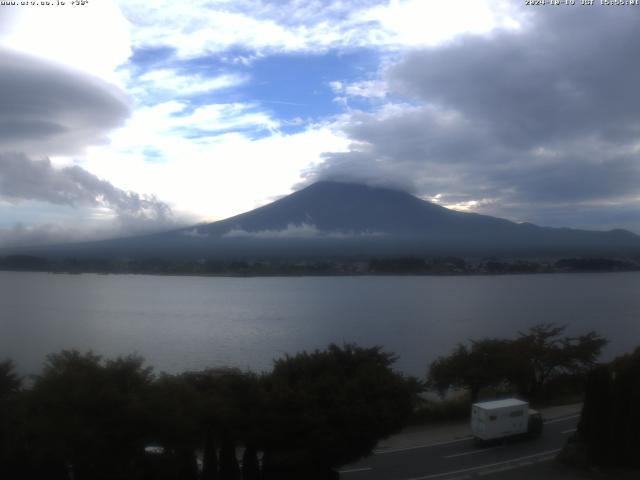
[470,398,543,443]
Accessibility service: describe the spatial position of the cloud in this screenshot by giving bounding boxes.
[82,123,350,223]
[105,100,279,146]
[388,7,640,149]
[329,80,387,99]
[222,223,385,239]
[132,69,248,98]
[361,0,519,48]
[0,0,132,81]
[0,222,105,249]
[308,6,640,232]
[116,0,522,59]
[0,46,183,246]
[181,227,209,238]
[0,47,130,157]
[0,153,173,229]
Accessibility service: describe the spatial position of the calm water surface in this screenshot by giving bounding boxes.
[1,271,639,376]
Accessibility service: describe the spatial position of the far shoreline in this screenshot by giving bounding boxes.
[2,268,640,279]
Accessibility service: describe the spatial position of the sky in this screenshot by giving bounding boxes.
[0,0,640,247]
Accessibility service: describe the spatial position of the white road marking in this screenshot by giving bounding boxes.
[374,436,473,455]
[405,448,562,480]
[477,465,513,476]
[534,455,557,463]
[339,466,373,474]
[544,414,580,425]
[561,428,577,434]
[444,446,503,459]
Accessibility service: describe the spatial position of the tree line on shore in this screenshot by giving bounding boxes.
[1,254,639,276]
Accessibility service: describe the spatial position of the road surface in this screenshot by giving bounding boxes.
[340,413,580,480]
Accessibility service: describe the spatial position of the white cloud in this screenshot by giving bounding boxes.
[361,0,522,48]
[222,222,386,239]
[134,69,248,97]
[95,100,280,159]
[80,110,350,223]
[118,0,305,57]
[0,0,132,81]
[181,227,209,238]
[330,79,388,99]
[115,0,523,59]
[435,198,496,212]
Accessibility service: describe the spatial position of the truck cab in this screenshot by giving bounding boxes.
[527,408,543,437]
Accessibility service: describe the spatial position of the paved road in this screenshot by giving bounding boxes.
[339,414,580,480]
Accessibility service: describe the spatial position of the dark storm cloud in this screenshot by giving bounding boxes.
[0,47,130,155]
[0,48,179,244]
[312,105,503,192]
[0,153,172,226]
[389,7,640,149]
[309,6,640,231]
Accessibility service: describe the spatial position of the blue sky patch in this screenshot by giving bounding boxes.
[244,49,380,120]
[128,46,177,71]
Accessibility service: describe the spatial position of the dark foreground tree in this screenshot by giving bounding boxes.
[23,351,154,480]
[260,344,422,479]
[0,360,23,477]
[0,360,21,399]
[1,344,421,479]
[182,367,263,480]
[146,373,202,480]
[576,347,640,468]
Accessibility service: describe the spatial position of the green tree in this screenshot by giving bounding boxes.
[428,324,607,402]
[511,324,606,398]
[25,351,154,480]
[260,344,422,479]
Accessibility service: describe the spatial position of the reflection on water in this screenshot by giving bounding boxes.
[1,271,639,376]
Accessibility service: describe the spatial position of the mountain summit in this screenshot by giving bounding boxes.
[12,181,640,259]
[194,181,483,237]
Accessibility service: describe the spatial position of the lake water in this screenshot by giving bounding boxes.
[1,271,639,377]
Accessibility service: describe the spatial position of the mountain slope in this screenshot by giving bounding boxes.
[9,181,640,259]
[192,181,512,236]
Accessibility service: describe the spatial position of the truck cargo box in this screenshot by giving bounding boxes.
[471,398,529,441]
